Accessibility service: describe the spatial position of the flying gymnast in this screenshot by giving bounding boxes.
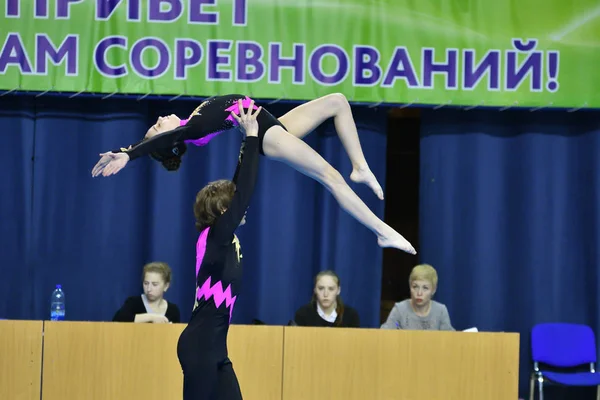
[91,93,416,255]
[176,103,261,400]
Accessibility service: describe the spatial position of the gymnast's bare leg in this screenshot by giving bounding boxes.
[278,93,384,200]
[262,125,416,254]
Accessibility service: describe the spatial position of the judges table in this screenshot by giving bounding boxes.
[1,320,519,400]
[0,320,43,400]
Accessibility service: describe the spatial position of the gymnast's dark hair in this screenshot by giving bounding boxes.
[148,142,188,171]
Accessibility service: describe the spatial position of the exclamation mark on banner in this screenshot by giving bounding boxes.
[546,51,559,92]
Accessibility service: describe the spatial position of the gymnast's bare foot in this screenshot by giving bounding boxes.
[350,165,384,200]
[377,229,416,255]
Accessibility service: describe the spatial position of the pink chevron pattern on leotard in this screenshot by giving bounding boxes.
[196,276,238,321]
[185,132,221,147]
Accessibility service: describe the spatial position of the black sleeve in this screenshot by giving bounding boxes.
[231,140,246,184]
[346,307,361,328]
[123,125,193,161]
[294,305,310,326]
[113,97,242,160]
[112,297,141,322]
[111,138,145,155]
[167,302,181,323]
[209,136,260,244]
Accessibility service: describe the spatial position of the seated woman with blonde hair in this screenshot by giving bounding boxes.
[294,270,360,328]
[381,264,453,331]
[113,261,181,323]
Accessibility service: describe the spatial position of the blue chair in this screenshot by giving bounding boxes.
[530,323,600,400]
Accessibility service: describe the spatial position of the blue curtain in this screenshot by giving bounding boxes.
[0,95,387,329]
[419,108,600,398]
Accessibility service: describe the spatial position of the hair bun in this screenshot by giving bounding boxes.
[162,157,182,171]
[150,143,187,171]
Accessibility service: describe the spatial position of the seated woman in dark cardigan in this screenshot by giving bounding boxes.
[113,261,181,323]
[380,264,454,331]
[294,270,360,328]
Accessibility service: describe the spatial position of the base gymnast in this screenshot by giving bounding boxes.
[91,94,416,255]
[176,104,260,400]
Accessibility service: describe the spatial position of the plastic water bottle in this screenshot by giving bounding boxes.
[50,285,66,321]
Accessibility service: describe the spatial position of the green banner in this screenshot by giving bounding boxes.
[0,0,599,108]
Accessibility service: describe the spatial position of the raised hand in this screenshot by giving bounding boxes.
[230,99,262,137]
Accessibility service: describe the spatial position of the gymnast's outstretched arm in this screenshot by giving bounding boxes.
[210,104,262,244]
[91,125,192,177]
[120,125,191,161]
[210,137,259,244]
[231,140,246,184]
